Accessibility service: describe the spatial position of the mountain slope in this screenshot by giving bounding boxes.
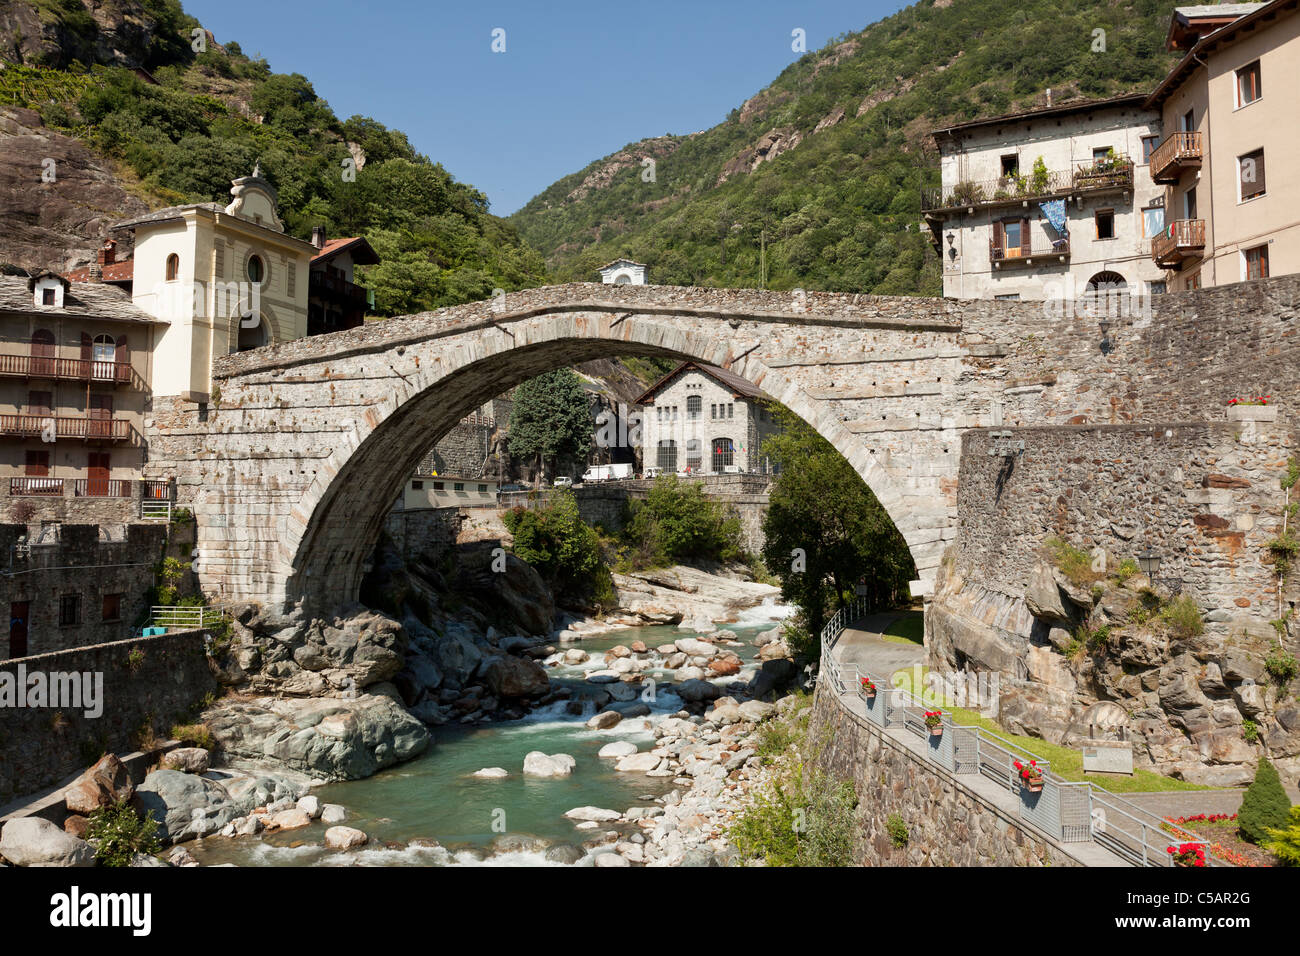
[511,0,1177,295]
[0,0,545,312]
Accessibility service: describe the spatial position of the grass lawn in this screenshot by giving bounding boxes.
[890,667,1210,795]
[880,612,924,646]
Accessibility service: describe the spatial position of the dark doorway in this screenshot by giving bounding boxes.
[9,602,29,659]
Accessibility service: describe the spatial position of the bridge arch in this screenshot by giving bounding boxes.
[278,314,916,610]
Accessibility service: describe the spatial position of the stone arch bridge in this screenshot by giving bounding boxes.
[144,278,1300,613]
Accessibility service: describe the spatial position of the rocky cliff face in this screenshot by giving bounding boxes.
[1,0,173,69]
[927,556,1300,787]
[0,107,146,271]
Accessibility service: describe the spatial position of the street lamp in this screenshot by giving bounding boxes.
[1137,548,1181,593]
[1099,319,1115,355]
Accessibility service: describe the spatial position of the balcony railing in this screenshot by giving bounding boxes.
[0,353,131,384]
[1073,157,1134,193]
[309,271,368,306]
[1152,219,1206,267]
[922,157,1133,214]
[0,414,130,441]
[990,236,1070,265]
[72,478,132,498]
[9,477,64,496]
[1150,131,1202,184]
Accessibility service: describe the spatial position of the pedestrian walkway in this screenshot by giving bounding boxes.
[836,611,925,682]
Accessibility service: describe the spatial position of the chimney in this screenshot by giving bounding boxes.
[97,239,116,267]
[311,226,327,250]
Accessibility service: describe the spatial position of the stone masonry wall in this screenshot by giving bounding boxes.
[954,414,1292,615]
[383,508,462,564]
[808,683,1079,866]
[0,630,216,804]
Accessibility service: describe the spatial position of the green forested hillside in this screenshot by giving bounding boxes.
[511,0,1178,296]
[1,0,545,314]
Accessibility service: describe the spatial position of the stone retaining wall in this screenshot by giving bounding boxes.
[808,682,1080,866]
[0,630,216,804]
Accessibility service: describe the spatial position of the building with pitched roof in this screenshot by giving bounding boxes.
[634,361,781,475]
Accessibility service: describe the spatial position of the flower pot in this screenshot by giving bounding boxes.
[1024,778,1043,793]
[928,725,943,738]
[864,689,877,699]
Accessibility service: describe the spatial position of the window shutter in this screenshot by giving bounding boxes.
[80,332,92,363]
[1022,218,1031,254]
[1254,151,1266,195]
[993,220,1004,247]
[115,335,128,364]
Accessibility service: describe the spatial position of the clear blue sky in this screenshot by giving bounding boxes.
[185,0,911,215]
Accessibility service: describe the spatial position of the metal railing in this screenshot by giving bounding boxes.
[819,608,1226,867]
[922,168,1074,211]
[149,606,226,629]
[140,479,173,520]
[0,353,132,384]
[72,478,132,498]
[9,476,64,496]
[990,236,1071,263]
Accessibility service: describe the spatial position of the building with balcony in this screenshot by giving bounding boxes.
[0,272,165,525]
[923,94,1169,301]
[1144,1,1300,289]
[307,228,379,335]
[635,362,781,476]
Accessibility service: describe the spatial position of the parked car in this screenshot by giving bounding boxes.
[553,476,573,488]
[499,483,526,492]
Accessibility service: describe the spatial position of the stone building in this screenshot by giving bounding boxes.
[0,272,167,525]
[635,362,781,475]
[1146,1,1300,290]
[306,229,379,335]
[924,94,1168,301]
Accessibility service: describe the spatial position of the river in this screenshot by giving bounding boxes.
[186,599,794,866]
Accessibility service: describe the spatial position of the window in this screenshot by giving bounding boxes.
[1141,136,1160,163]
[1244,244,1270,280]
[25,451,49,476]
[1095,209,1115,240]
[1000,154,1019,177]
[42,288,56,306]
[1181,109,1195,132]
[727,403,734,419]
[1184,186,1197,220]
[994,294,1021,300]
[165,253,179,281]
[92,333,115,364]
[1239,149,1265,201]
[433,481,444,490]
[1185,271,1201,291]
[478,484,488,493]
[411,480,423,490]
[27,390,52,417]
[712,438,735,471]
[247,254,265,284]
[656,439,678,471]
[1149,281,1167,295]
[1092,146,1111,162]
[59,594,81,627]
[686,438,702,471]
[687,395,701,419]
[1142,205,1165,239]
[1236,60,1261,107]
[454,482,465,492]
[101,593,121,622]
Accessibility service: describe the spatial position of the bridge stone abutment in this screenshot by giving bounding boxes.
[143,276,1300,615]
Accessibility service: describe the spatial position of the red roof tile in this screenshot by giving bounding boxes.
[65,260,136,284]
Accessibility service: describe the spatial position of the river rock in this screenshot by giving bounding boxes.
[598,741,638,758]
[133,770,242,844]
[738,700,776,722]
[758,641,791,660]
[675,638,717,658]
[296,795,322,819]
[677,666,706,681]
[268,808,313,831]
[562,649,590,665]
[0,817,95,867]
[483,655,550,698]
[64,753,134,814]
[325,825,369,849]
[593,850,630,866]
[708,656,741,676]
[204,693,430,782]
[677,679,722,703]
[161,747,210,775]
[564,806,621,822]
[320,804,347,824]
[606,701,651,718]
[616,752,663,773]
[545,843,585,864]
[472,767,509,778]
[587,710,623,730]
[523,752,576,777]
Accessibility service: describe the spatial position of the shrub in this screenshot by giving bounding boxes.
[87,800,161,867]
[729,762,858,866]
[886,813,909,848]
[1244,720,1259,744]
[1114,558,1140,583]
[501,491,604,601]
[1238,757,1292,844]
[623,475,743,567]
[1043,536,1100,588]
[1265,644,1299,686]
[1266,806,1300,866]
[125,647,146,673]
[1159,596,1204,640]
[170,723,214,750]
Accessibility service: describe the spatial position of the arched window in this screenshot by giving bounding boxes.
[247,254,265,284]
[237,317,269,352]
[656,439,677,472]
[687,395,701,419]
[711,438,735,472]
[1085,271,1128,317]
[614,274,632,284]
[30,329,55,376]
[165,253,179,281]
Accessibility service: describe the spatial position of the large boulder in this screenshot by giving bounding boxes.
[483,655,550,698]
[324,826,369,849]
[132,770,242,844]
[523,752,576,777]
[63,753,134,815]
[1024,561,1072,624]
[674,638,717,659]
[161,747,210,775]
[676,679,722,703]
[0,817,95,867]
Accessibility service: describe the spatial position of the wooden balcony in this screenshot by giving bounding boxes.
[9,476,64,496]
[309,271,368,306]
[922,169,1073,213]
[1073,156,1134,194]
[990,236,1070,267]
[0,414,130,442]
[1149,132,1202,184]
[1152,219,1207,267]
[72,478,132,498]
[0,353,132,385]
